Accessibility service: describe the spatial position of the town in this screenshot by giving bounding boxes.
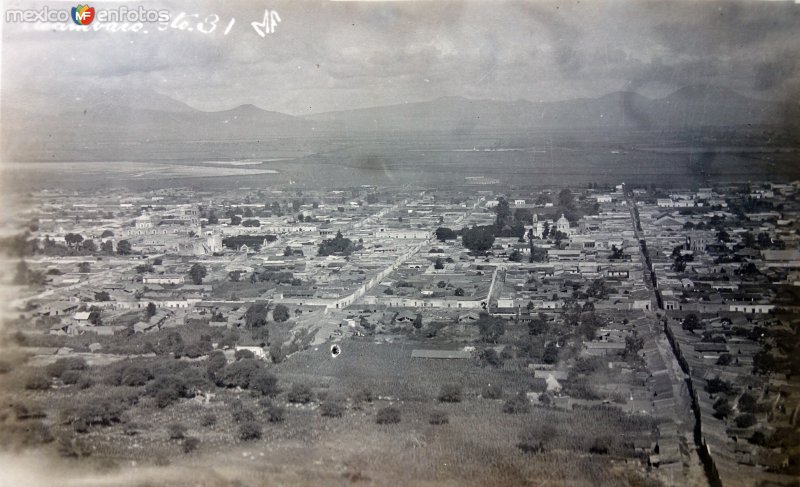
[1,179,798,486]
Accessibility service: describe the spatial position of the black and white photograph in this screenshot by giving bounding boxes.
[1,1,799,486]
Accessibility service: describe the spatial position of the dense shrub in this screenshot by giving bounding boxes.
[273,304,290,322]
[250,370,279,397]
[182,436,200,453]
[25,374,51,391]
[287,383,314,404]
[482,384,503,399]
[265,403,286,423]
[517,427,546,454]
[376,406,401,424]
[438,384,463,403]
[168,423,187,440]
[503,391,531,414]
[200,413,217,427]
[61,369,82,385]
[238,421,262,441]
[230,399,256,423]
[735,413,757,428]
[429,411,449,425]
[354,387,375,403]
[47,357,87,378]
[234,349,255,361]
[220,359,261,388]
[320,395,346,418]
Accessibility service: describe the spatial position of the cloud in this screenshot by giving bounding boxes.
[2,0,799,114]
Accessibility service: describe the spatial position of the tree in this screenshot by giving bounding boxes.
[88,309,102,326]
[230,216,242,226]
[543,342,559,364]
[717,229,730,243]
[735,413,757,428]
[434,257,444,270]
[145,302,157,319]
[94,291,110,302]
[245,303,270,329]
[77,262,91,273]
[495,197,512,227]
[435,227,457,241]
[454,287,465,297]
[207,211,219,224]
[682,314,701,332]
[503,391,531,414]
[250,370,279,397]
[117,240,132,255]
[189,264,207,285]
[101,230,114,238]
[242,219,260,227]
[101,241,114,253]
[476,313,505,343]
[318,231,354,256]
[82,240,96,253]
[462,226,495,254]
[509,249,523,262]
[413,313,423,329]
[717,353,733,366]
[558,188,575,209]
[284,246,293,257]
[712,398,733,419]
[273,304,290,322]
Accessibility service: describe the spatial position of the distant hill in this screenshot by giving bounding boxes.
[305,86,787,133]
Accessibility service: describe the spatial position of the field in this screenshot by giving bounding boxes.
[0,335,664,486]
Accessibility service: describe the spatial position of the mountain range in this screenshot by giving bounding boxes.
[2,85,795,161]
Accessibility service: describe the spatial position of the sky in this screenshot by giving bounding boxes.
[2,0,800,115]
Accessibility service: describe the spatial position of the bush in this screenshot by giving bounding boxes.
[234,349,255,361]
[438,384,463,403]
[376,406,401,424]
[735,413,757,429]
[429,411,449,425]
[250,370,279,397]
[168,423,187,440]
[517,427,546,454]
[503,391,531,414]
[265,403,286,423]
[287,383,313,404]
[273,304,290,322]
[706,377,735,395]
[47,357,87,378]
[231,400,256,423]
[61,369,83,385]
[25,374,51,391]
[238,421,262,441]
[77,376,94,390]
[482,384,503,399]
[220,359,261,388]
[200,413,217,427]
[354,387,374,403]
[320,395,346,418]
[182,436,200,454]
